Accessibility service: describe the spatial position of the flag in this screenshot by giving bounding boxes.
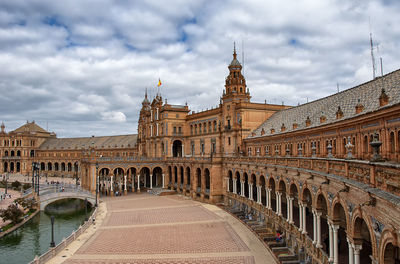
[157,78,162,87]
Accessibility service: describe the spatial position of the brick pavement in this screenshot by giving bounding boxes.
[54,193,276,264]
[64,256,255,264]
[104,205,219,226]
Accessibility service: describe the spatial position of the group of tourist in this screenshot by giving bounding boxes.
[0,192,12,202]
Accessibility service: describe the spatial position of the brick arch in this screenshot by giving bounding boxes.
[351,208,378,259]
[379,229,399,264]
[259,175,266,186]
[331,196,351,230]
[267,176,276,189]
[288,182,299,197]
[235,171,241,180]
[315,190,330,212]
[300,186,314,205]
[250,173,257,184]
[278,179,287,193]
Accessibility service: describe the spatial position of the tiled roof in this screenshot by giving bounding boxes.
[12,121,49,134]
[248,69,400,139]
[39,134,137,150]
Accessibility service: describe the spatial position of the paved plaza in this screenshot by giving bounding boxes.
[51,193,276,264]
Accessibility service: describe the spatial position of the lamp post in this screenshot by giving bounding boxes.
[50,215,55,247]
[32,162,40,196]
[5,172,9,195]
[95,163,99,207]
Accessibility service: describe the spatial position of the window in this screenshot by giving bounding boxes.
[178,127,182,134]
[190,125,193,135]
[228,137,231,145]
[173,126,177,134]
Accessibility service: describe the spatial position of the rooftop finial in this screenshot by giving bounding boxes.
[233,42,237,59]
[145,87,148,99]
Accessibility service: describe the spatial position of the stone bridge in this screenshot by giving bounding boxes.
[24,184,96,210]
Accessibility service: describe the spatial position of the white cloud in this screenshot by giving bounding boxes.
[0,0,399,137]
[101,111,127,123]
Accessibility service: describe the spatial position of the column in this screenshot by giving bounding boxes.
[286,197,290,222]
[181,144,184,157]
[137,174,141,193]
[276,192,280,215]
[316,211,322,247]
[312,210,317,244]
[227,178,230,192]
[267,188,272,210]
[124,174,127,195]
[328,222,334,262]
[241,182,245,197]
[299,202,303,232]
[110,175,114,196]
[347,238,354,264]
[353,244,362,264]
[249,183,253,200]
[333,224,340,264]
[233,179,237,194]
[257,186,262,204]
[162,173,165,188]
[150,173,153,189]
[289,197,294,224]
[302,203,307,234]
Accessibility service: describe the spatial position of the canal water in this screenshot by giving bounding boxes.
[0,199,93,264]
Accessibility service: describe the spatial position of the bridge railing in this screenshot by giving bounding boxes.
[29,207,98,264]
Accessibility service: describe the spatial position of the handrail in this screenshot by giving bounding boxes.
[29,207,98,264]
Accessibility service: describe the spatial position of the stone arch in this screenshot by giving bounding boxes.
[152,166,163,188]
[251,174,257,201]
[196,168,202,193]
[301,187,314,236]
[186,166,191,188]
[289,183,300,227]
[260,175,266,205]
[380,229,400,264]
[139,167,150,189]
[172,140,183,157]
[168,166,172,188]
[40,162,45,171]
[268,177,276,212]
[331,197,351,228]
[352,213,375,263]
[54,162,59,171]
[179,166,184,188]
[236,171,241,195]
[228,170,233,193]
[204,168,210,194]
[331,197,351,263]
[243,172,249,198]
[173,166,178,187]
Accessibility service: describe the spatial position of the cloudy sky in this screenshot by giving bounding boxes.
[0,0,399,137]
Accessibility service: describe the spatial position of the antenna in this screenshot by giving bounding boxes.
[369,18,376,79]
[46,121,48,131]
[242,38,245,76]
[380,57,383,77]
[337,83,339,93]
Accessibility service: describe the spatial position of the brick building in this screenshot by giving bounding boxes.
[0,48,399,263]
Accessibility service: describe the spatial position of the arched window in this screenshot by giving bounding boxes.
[11,150,14,157]
[390,131,395,154]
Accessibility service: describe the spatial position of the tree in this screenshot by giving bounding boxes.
[15,197,37,211]
[11,180,21,189]
[0,204,24,224]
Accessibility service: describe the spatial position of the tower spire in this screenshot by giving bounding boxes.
[233,42,237,59]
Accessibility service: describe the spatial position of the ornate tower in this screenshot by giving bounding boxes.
[222,43,250,103]
[1,122,4,133]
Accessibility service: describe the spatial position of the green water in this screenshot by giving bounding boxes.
[0,201,93,264]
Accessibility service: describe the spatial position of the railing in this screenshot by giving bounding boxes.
[224,156,400,197]
[29,207,98,264]
[226,192,330,264]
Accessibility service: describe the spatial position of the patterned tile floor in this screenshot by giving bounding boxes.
[62,193,275,264]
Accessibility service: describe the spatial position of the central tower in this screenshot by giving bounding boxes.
[222,43,250,103]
